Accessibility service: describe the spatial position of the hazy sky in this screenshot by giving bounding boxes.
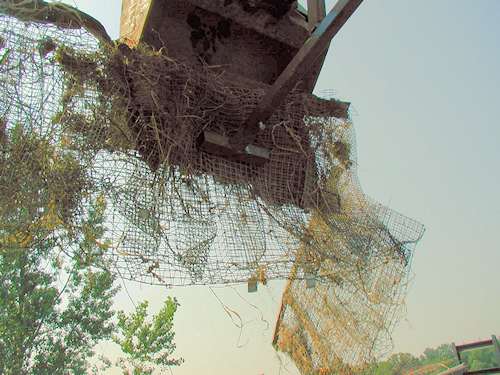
[61,1,500,373]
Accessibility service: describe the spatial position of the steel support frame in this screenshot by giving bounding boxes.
[231,0,363,150]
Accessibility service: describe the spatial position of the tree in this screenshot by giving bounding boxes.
[362,344,466,375]
[387,353,420,374]
[0,76,183,375]
[362,353,419,375]
[0,198,118,374]
[113,298,184,375]
[420,344,457,367]
[0,123,118,374]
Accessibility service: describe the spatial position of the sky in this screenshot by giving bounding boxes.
[60,0,500,373]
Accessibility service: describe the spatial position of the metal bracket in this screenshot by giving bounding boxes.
[248,277,258,293]
[198,131,270,164]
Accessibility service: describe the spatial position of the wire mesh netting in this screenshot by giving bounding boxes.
[0,3,424,372]
[272,199,422,373]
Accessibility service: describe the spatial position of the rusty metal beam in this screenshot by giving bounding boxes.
[232,0,363,149]
[456,338,495,352]
[197,70,349,163]
[303,0,327,92]
[307,0,326,27]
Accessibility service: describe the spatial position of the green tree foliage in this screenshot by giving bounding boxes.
[113,298,184,375]
[462,347,499,371]
[421,343,457,366]
[361,341,500,375]
[0,124,182,374]
[0,196,118,374]
[361,344,457,374]
[0,200,116,374]
[0,121,117,374]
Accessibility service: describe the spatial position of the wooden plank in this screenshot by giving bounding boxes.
[120,0,153,45]
[285,292,331,367]
[196,70,348,162]
[272,261,300,347]
[232,0,363,149]
[271,292,287,347]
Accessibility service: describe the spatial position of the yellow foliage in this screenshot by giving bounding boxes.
[277,326,314,374]
[0,231,32,248]
[95,193,106,215]
[60,135,72,147]
[256,265,267,285]
[37,199,64,231]
[95,240,110,251]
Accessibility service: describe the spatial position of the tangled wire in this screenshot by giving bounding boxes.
[0,4,424,373]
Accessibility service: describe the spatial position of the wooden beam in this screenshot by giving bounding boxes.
[272,261,300,347]
[286,292,331,367]
[232,0,363,149]
[271,292,287,347]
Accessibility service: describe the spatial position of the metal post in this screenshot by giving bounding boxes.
[492,335,500,365]
[452,342,462,363]
[307,0,326,27]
